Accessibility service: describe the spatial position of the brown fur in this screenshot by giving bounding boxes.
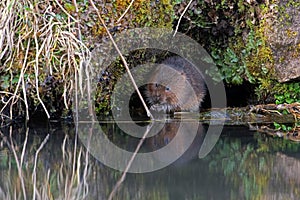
[144,56,206,112]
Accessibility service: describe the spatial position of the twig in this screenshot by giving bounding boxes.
[173,0,193,37]
[0,91,25,119]
[54,0,79,23]
[72,0,82,40]
[0,0,15,60]
[7,31,31,120]
[33,18,51,119]
[117,0,135,23]
[89,0,153,119]
[21,37,31,120]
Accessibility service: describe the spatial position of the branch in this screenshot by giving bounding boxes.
[117,0,135,23]
[173,0,193,37]
[89,0,153,119]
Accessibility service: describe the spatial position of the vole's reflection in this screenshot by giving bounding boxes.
[92,119,207,168]
[144,120,206,166]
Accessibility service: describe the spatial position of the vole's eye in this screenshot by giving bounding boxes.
[165,87,171,91]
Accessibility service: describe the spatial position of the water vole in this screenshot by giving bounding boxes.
[144,56,206,112]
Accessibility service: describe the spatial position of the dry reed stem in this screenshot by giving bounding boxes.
[117,0,135,23]
[72,0,82,40]
[0,92,25,119]
[0,0,15,62]
[0,0,29,119]
[21,39,31,120]
[1,0,90,120]
[32,4,51,119]
[173,0,193,37]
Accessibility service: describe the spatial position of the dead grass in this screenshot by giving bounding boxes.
[0,0,90,120]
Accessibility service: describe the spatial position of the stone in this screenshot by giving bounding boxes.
[263,0,300,82]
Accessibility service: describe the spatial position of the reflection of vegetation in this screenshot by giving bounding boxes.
[2,124,300,199]
[255,133,300,152]
[205,133,300,200]
[0,126,92,199]
[0,124,180,199]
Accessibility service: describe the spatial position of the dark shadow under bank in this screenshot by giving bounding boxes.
[128,81,255,119]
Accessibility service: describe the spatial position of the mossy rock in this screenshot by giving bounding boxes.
[262,0,300,82]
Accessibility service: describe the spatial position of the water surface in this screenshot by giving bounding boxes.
[0,121,300,200]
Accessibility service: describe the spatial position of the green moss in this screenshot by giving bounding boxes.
[208,26,274,86]
[91,0,174,37]
[193,0,274,87]
[0,0,175,119]
[95,57,126,116]
[205,0,300,104]
[89,1,174,115]
[94,49,170,116]
[252,0,300,103]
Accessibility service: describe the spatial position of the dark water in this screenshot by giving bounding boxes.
[1,120,300,200]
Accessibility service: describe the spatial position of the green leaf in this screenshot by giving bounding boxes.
[281,124,287,131]
[64,3,76,12]
[12,77,19,84]
[282,109,289,115]
[274,94,284,101]
[286,98,294,104]
[274,122,281,130]
[284,92,290,98]
[211,50,220,59]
